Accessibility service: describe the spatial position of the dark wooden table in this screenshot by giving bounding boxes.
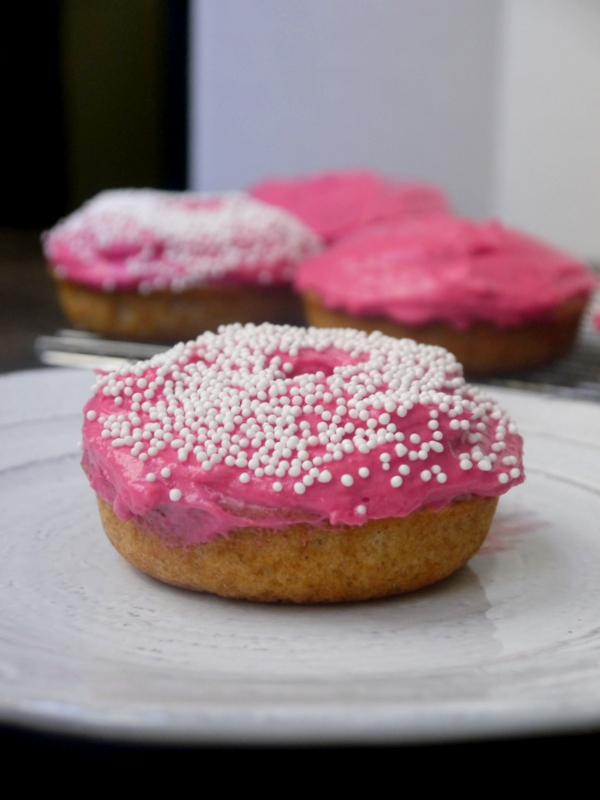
[0,229,65,373]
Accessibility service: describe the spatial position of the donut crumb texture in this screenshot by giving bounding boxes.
[98,494,497,603]
[55,279,304,341]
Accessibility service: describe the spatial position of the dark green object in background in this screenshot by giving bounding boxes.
[0,0,188,228]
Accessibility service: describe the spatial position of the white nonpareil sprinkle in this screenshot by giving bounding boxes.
[169,488,182,501]
[86,323,522,506]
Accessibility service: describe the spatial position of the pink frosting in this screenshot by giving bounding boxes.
[81,324,524,545]
[294,216,596,329]
[44,189,321,292]
[248,170,450,243]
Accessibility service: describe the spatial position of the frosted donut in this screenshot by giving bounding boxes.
[44,189,321,341]
[82,323,524,603]
[295,215,596,374]
[249,169,450,244]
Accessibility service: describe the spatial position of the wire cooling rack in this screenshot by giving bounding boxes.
[478,292,600,402]
[35,293,600,402]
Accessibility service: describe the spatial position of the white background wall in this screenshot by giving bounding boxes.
[494,0,600,258]
[190,0,600,259]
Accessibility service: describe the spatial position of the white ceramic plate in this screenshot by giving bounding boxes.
[1,369,600,745]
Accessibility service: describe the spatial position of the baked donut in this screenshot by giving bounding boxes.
[295,216,596,374]
[248,169,450,244]
[82,323,524,603]
[43,189,321,341]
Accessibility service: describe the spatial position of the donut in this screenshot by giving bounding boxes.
[248,169,450,244]
[43,189,321,341]
[294,215,596,374]
[82,323,524,603]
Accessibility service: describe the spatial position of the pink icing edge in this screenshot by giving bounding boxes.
[43,189,322,292]
[294,216,597,329]
[248,169,450,243]
[81,324,524,547]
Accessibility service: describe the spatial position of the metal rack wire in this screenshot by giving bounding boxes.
[478,292,600,402]
[35,293,600,402]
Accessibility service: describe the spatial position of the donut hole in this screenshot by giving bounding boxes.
[99,242,144,261]
[286,356,336,378]
[283,347,362,378]
[178,196,223,211]
[99,241,164,262]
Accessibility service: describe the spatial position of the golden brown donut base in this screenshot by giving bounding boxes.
[97,494,497,603]
[302,291,586,375]
[53,277,304,342]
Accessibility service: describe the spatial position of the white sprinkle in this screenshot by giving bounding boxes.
[84,323,522,516]
[390,476,402,488]
[510,468,521,478]
[355,504,367,515]
[160,467,171,478]
[420,470,432,481]
[145,473,156,482]
[498,473,509,484]
[169,488,182,501]
[294,482,306,494]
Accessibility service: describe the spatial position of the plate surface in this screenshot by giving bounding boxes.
[1,369,600,745]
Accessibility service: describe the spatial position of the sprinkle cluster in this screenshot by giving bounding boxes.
[47,190,321,292]
[85,324,522,515]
